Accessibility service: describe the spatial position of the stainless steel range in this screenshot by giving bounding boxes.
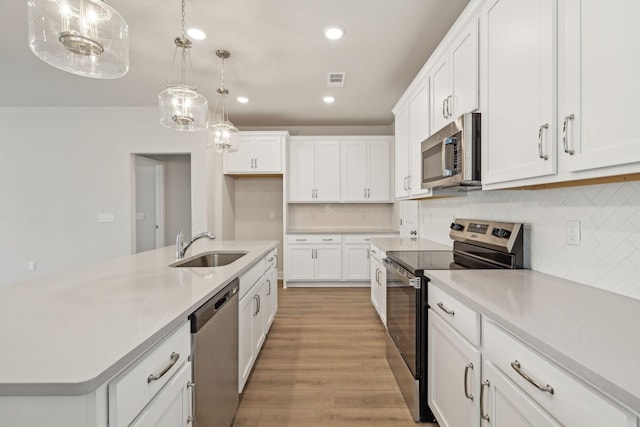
[384,219,524,422]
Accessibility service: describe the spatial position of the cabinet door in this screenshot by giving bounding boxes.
[315,141,341,201]
[341,140,368,201]
[428,310,481,427]
[378,263,387,326]
[394,105,411,199]
[370,258,380,310]
[408,83,431,198]
[559,0,640,172]
[481,360,561,427]
[481,0,556,185]
[367,140,391,201]
[451,18,479,119]
[252,280,268,355]
[130,362,193,427]
[289,141,316,201]
[431,58,451,133]
[287,245,315,280]
[224,137,255,173]
[238,292,256,392]
[265,266,277,329]
[253,136,282,172]
[342,244,370,281]
[315,244,342,280]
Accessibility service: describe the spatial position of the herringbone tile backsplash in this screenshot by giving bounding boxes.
[417,180,640,301]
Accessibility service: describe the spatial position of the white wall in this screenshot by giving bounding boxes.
[0,107,211,287]
[418,181,640,301]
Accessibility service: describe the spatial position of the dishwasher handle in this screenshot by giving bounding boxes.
[190,278,239,333]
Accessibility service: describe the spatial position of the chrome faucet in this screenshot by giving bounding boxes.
[176,230,216,259]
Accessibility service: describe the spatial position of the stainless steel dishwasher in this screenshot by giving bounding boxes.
[189,278,239,427]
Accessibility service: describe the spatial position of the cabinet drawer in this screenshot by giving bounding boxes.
[483,319,635,427]
[369,244,385,263]
[428,283,480,346]
[240,256,266,298]
[343,235,373,244]
[108,322,191,427]
[265,249,277,271]
[286,234,342,244]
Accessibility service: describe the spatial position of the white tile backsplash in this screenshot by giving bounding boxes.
[418,180,640,301]
[288,203,394,230]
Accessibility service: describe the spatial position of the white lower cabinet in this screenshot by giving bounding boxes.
[286,235,342,282]
[342,238,372,281]
[428,303,481,427]
[129,361,193,427]
[369,244,386,325]
[238,256,277,392]
[480,360,560,427]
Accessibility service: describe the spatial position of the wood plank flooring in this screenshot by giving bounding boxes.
[233,286,438,427]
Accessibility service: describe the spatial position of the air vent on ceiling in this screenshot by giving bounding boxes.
[327,72,346,87]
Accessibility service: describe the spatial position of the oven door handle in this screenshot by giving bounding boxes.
[384,259,419,288]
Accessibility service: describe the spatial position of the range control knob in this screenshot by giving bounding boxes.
[450,222,464,231]
[491,227,501,237]
[499,229,512,239]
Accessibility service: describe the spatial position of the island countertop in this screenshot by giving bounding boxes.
[0,239,277,396]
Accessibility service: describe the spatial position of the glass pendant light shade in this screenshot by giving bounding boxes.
[27,0,129,79]
[159,84,209,131]
[207,120,239,152]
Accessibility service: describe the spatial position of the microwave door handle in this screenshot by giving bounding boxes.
[441,139,448,177]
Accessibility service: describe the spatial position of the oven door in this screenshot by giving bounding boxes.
[384,259,421,378]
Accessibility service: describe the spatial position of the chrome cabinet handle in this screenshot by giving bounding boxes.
[480,380,490,421]
[295,238,306,242]
[562,114,575,155]
[257,294,261,314]
[267,279,271,296]
[253,295,259,316]
[437,301,455,316]
[410,230,417,236]
[254,158,258,169]
[268,257,274,262]
[442,98,447,119]
[187,381,195,423]
[147,352,180,383]
[538,123,549,160]
[464,363,474,401]
[367,249,370,259]
[274,254,279,268]
[403,176,408,191]
[446,95,453,117]
[511,360,554,394]
[322,238,333,242]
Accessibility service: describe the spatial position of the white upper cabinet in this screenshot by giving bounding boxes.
[341,138,392,202]
[394,104,411,199]
[224,132,287,174]
[431,18,479,133]
[558,0,640,173]
[408,81,432,198]
[480,0,557,186]
[289,139,341,202]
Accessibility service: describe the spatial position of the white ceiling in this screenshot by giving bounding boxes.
[1,0,469,127]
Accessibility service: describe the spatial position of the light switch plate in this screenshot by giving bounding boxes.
[98,213,115,223]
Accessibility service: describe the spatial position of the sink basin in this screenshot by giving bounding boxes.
[170,251,247,268]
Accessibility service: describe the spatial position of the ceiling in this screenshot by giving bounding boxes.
[1,0,469,127]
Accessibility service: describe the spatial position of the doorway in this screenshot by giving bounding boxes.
[134,154,192,253]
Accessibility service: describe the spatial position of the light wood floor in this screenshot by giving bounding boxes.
[233,286,438,427]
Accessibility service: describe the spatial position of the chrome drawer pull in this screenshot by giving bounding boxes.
[538,123,549,160]
[187,381,195,423]
[511,360,555,394]
[480,379,490,421]
[437,301,455,316]
[562,114,575,155]
[464,363,474,401]
[147,352,180,383]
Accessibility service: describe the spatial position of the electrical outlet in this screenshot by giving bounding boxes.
[565,220,581,245]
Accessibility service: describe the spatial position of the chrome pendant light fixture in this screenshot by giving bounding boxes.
[207,50,239,152]
[27,0,129,79]
[158,0,208,131]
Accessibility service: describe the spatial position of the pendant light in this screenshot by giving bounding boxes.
[207,50,239,152]
[27,0,129,79]
[158,0,208,131]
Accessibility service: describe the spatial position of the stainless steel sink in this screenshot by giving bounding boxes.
[170,251,247,268]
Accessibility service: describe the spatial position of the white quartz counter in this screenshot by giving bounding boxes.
[425,269,640,414]
[287,229,398,235]
[370,237,452,252]
[0,239,277,396]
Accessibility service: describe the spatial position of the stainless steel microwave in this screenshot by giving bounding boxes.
[421,113,481,192]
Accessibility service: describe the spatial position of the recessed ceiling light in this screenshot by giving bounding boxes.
[323,25,345,40]
[237,96,249,104]
[186,27,207,41]
[323,96,335,104]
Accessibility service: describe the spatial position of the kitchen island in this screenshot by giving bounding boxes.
[0,239,277,425]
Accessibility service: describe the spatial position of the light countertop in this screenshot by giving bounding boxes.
[0,239,277,396]
[287,229,399,235]
[425,269,640,414]
[370,237,452,252]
